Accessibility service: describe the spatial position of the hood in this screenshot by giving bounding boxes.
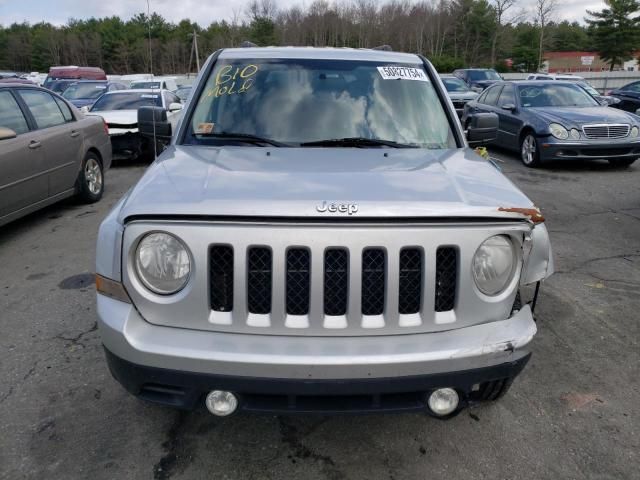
[117,146,536,222]
[528,106,638,128]
[89,109,137,126]
[448,91,479,101]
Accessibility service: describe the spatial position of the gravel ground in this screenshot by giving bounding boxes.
[0,152,638,480]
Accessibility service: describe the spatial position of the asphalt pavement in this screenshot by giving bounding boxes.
[0,152,638,480]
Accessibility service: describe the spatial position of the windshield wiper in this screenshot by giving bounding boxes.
[300,137,419,148]
[194,132,289,147]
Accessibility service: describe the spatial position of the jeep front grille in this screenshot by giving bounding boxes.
[124,222,527,337]
[209,244,457,323]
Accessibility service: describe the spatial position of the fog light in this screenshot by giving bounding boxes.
[428,388,459,416]
[205,390,238,416]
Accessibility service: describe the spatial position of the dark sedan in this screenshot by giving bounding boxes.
[462,81,640,167]
[609,80,640,114]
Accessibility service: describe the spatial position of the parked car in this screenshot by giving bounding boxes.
[88,89,182,160]
[96,47,554,418]
[453,68,502,92]
[43,66,107,91]
[608,80,640,114]
[129,77,178,92]
[62,80,128,109]
[462,80,640,167]
[175,85,192,102]
[45,79,78,95]
[440,74,478,117]
[0,83,111,227]
[526,73,584,81]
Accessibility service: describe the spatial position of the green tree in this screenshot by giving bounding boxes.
[586,0,640,71]
[249,17,277,46]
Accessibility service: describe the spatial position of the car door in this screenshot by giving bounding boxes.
[17,89,83,196]
[0,89,48,220]
[495,84,521,150]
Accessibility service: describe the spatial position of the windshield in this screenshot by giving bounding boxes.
[47,80,74,94]
[577,82,599,97]
[442,77,470,92]
[62,82,108,100]
[518,84,600,108]
[468,70,501,81]
[131,81,161,89]
[90,92,162,111]
[176,87,191,101]
[187,58,456,148]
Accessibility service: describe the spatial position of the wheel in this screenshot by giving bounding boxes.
[607,158,636,168]
[520,133,541,167]
[76,152,104,203]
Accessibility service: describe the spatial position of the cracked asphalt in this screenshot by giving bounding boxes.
[1,152,639,480]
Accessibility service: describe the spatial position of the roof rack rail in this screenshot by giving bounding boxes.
[372,45,392,51]
[240,41,258,48]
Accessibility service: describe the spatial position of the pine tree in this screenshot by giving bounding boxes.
[586,0,640,71]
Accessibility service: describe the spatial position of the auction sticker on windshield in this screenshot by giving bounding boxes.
[377,66,428,81]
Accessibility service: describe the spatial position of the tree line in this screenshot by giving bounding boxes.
[0,0,638,75]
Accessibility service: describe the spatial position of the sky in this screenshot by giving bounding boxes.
[0,0,606,27]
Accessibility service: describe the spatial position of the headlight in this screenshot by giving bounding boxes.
[631,126,639,138]
[135,232,191,294]
[472,235,516,296]
[570,128,580,140]
[549,123,569,140]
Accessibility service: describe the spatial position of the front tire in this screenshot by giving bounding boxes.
[76,152,104,203]
[520,133,541,167]
[608,158,636,168]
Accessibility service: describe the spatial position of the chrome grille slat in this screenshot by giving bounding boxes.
[582,124,630,139]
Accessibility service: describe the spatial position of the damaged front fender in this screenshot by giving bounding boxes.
[521,223,554,285]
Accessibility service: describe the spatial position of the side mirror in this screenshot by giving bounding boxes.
[168,102,183,112]
[501,103,516,111]
[138,106,172,140]
[466,112,498,145]
[0,127,17,140]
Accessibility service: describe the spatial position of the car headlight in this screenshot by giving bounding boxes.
[472,235,516,296]
[549,123,569,140]
[570,128,580,140]
[135,232,191,294]
[631,126,639,138]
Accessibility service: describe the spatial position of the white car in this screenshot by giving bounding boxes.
[87,89,182,160]
[130,77,178,92]
[526,73,584,81]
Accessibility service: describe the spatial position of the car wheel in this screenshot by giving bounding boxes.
[607,158,636,168]
[76,152,104,203]
[520,133,541,167]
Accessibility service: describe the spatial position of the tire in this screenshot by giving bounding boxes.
[520,133,542,167]
[76,152,104,203]
[607,158,636,168]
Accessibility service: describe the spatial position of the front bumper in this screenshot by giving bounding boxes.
[539,137,640,161]
[109,131,148,160]
[98,294,537,413]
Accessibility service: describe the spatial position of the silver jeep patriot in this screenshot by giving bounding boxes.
[96,47,553,417]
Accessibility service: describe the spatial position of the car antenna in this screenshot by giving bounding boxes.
[146,0,157,160]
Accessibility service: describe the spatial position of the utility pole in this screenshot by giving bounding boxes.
[188,29,201,73]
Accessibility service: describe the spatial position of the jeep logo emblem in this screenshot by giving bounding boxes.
[316,201,359,215]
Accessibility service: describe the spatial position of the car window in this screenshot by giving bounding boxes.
[518,84,599,108]
[441,77,470,92]
[497,84,515,107]
[481,85,502,106]
[624,82,640,92]
[63,82,108,100]
[19,89,66,129]
[0,90,29,134]
[468,70,501,81]
[54,97,74,122]
[90,92,162,111]
[188,59,456,148]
